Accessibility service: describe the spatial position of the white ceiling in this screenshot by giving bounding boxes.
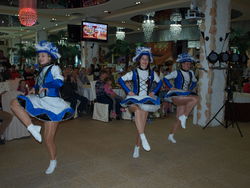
[0,0,249,40]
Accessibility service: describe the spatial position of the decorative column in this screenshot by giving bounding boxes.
[194,0,231,127]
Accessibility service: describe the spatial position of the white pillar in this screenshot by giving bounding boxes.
[80,41,99,68]
[36,30,48,42]
[9,38,21,65]
[194,0,231,127]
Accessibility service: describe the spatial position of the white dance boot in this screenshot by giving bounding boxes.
[168,134,176,144]
[27,124,42,142]
[133,145,140,158]
[178,115,187,129]
[139,133,151,151]
[45,160,57,174]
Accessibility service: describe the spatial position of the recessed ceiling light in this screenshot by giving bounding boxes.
[65,14,70,17]
[122,21,126,23]
[104,10,109,13]
[55,24,58,26]
[1,20,4,24]
[42,27,46,30]
[135,1,141,5]
[137,28,140,30]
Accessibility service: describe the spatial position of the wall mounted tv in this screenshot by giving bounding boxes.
[81,21,108,42]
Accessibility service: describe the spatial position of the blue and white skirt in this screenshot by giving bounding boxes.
[164,89,197,102]
[17,94,74,122]
[120,95,160,112]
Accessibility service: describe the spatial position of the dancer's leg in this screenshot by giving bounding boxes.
[129,105,150,151]
[172,96,198,129]
[44,121,58,160]
[183,96,199,116]
[10,99,32,126]
[44,121,58,174]
[10,99,42,142]
[170,105,185,134]
[133,133,140,158]
[168,105,185,144]
[129,105,144,133]
[172,96,199,116]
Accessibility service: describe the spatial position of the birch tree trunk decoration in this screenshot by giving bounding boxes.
[193,0,231,127]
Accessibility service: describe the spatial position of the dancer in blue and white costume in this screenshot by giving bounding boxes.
[11,41,74,174]
[118,47,162,158]
[163,53,199,143]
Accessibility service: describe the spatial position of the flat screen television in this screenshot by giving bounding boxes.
[81,21,108,42]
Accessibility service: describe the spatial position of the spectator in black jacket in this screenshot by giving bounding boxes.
[60,75,89,116]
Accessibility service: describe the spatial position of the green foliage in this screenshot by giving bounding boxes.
[14,43,36,66]
[58,45,80,65]
[107,40,136,59]
[24,46,36,59]
[48,30,81,66]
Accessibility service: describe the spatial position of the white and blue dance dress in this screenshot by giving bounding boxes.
[118,68,162,112]
[163,69,197,102]
[17,64,74,122]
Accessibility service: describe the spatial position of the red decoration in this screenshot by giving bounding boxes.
[18,0,37,27]
[18,8,37,26]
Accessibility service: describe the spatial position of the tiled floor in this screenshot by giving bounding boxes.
[1,115,250,188]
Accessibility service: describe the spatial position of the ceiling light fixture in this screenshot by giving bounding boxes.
[169,12,182,40]
[116,27,125,40]
[142,12,155,42]
[18,0,37,27]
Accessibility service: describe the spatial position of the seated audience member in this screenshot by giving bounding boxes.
[91,57,101,80]
[96,70,121,119]
[23,66,35,88]
[159,83,172,117]
[60,75,89,116]
[10,65,21,80]
[0,50,11,81]
[243,77,250,93]
[104,77,123,118]
[17,80,29,95]
[79,68,90,85]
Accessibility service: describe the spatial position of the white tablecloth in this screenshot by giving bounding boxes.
[78,85,125,101]
[79,87,94,101]
[0,78,21,93]
[0,81,9,93]
[233,92,250,103]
